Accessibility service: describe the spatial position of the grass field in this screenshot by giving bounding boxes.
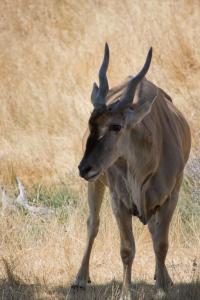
[0,0,199,299]
[0,182,200,299]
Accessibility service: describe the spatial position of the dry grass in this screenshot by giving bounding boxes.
[0,186,199,299]
[0,0,200,186]
[0,0,200,299]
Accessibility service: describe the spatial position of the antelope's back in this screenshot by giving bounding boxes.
[156,87,191,166]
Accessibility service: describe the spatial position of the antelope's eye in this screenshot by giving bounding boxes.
[109,124,122,132]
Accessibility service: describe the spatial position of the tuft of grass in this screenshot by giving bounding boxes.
[31,184,78,209]
[178,179,200,223]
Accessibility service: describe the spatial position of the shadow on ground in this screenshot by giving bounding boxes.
[0,276,200,300]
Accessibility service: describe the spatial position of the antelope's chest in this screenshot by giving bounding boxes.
[106,163,142,216]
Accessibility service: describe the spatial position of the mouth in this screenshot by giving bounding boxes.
[84,170,101,181]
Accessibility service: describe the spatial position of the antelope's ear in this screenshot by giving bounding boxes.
[124,101,154,125]
[124,81,158,125]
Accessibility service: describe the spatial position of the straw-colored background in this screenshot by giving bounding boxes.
[0,1,199,299]
[0,0,199,186]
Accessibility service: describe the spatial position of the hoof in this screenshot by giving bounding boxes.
[155,270,173,291]
[155,288,166,299]
[71,276,91,290]
[71,284,86,290]
[71,279,86,290]
[120,288,137,300]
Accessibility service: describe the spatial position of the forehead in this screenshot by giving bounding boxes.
[89,108,121,129]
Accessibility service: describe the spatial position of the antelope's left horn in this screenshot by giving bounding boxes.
[91,43,110,109]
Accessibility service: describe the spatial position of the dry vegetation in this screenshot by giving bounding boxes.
[0,0,200,299]
[0,186,200,300]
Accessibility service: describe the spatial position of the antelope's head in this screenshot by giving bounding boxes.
[78,43,157,181]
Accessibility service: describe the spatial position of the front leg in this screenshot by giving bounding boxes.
[72,180,105,289]
[112,200,135,300]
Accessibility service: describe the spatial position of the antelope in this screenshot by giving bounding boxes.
[72,43,191,299]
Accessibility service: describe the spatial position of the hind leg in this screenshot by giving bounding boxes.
[148,175,183,291]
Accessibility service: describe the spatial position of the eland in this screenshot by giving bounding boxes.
[72,43,191,299]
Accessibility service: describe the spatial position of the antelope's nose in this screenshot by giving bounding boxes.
[78,163,92,178]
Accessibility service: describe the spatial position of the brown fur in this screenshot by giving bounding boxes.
[73,76,191,299]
